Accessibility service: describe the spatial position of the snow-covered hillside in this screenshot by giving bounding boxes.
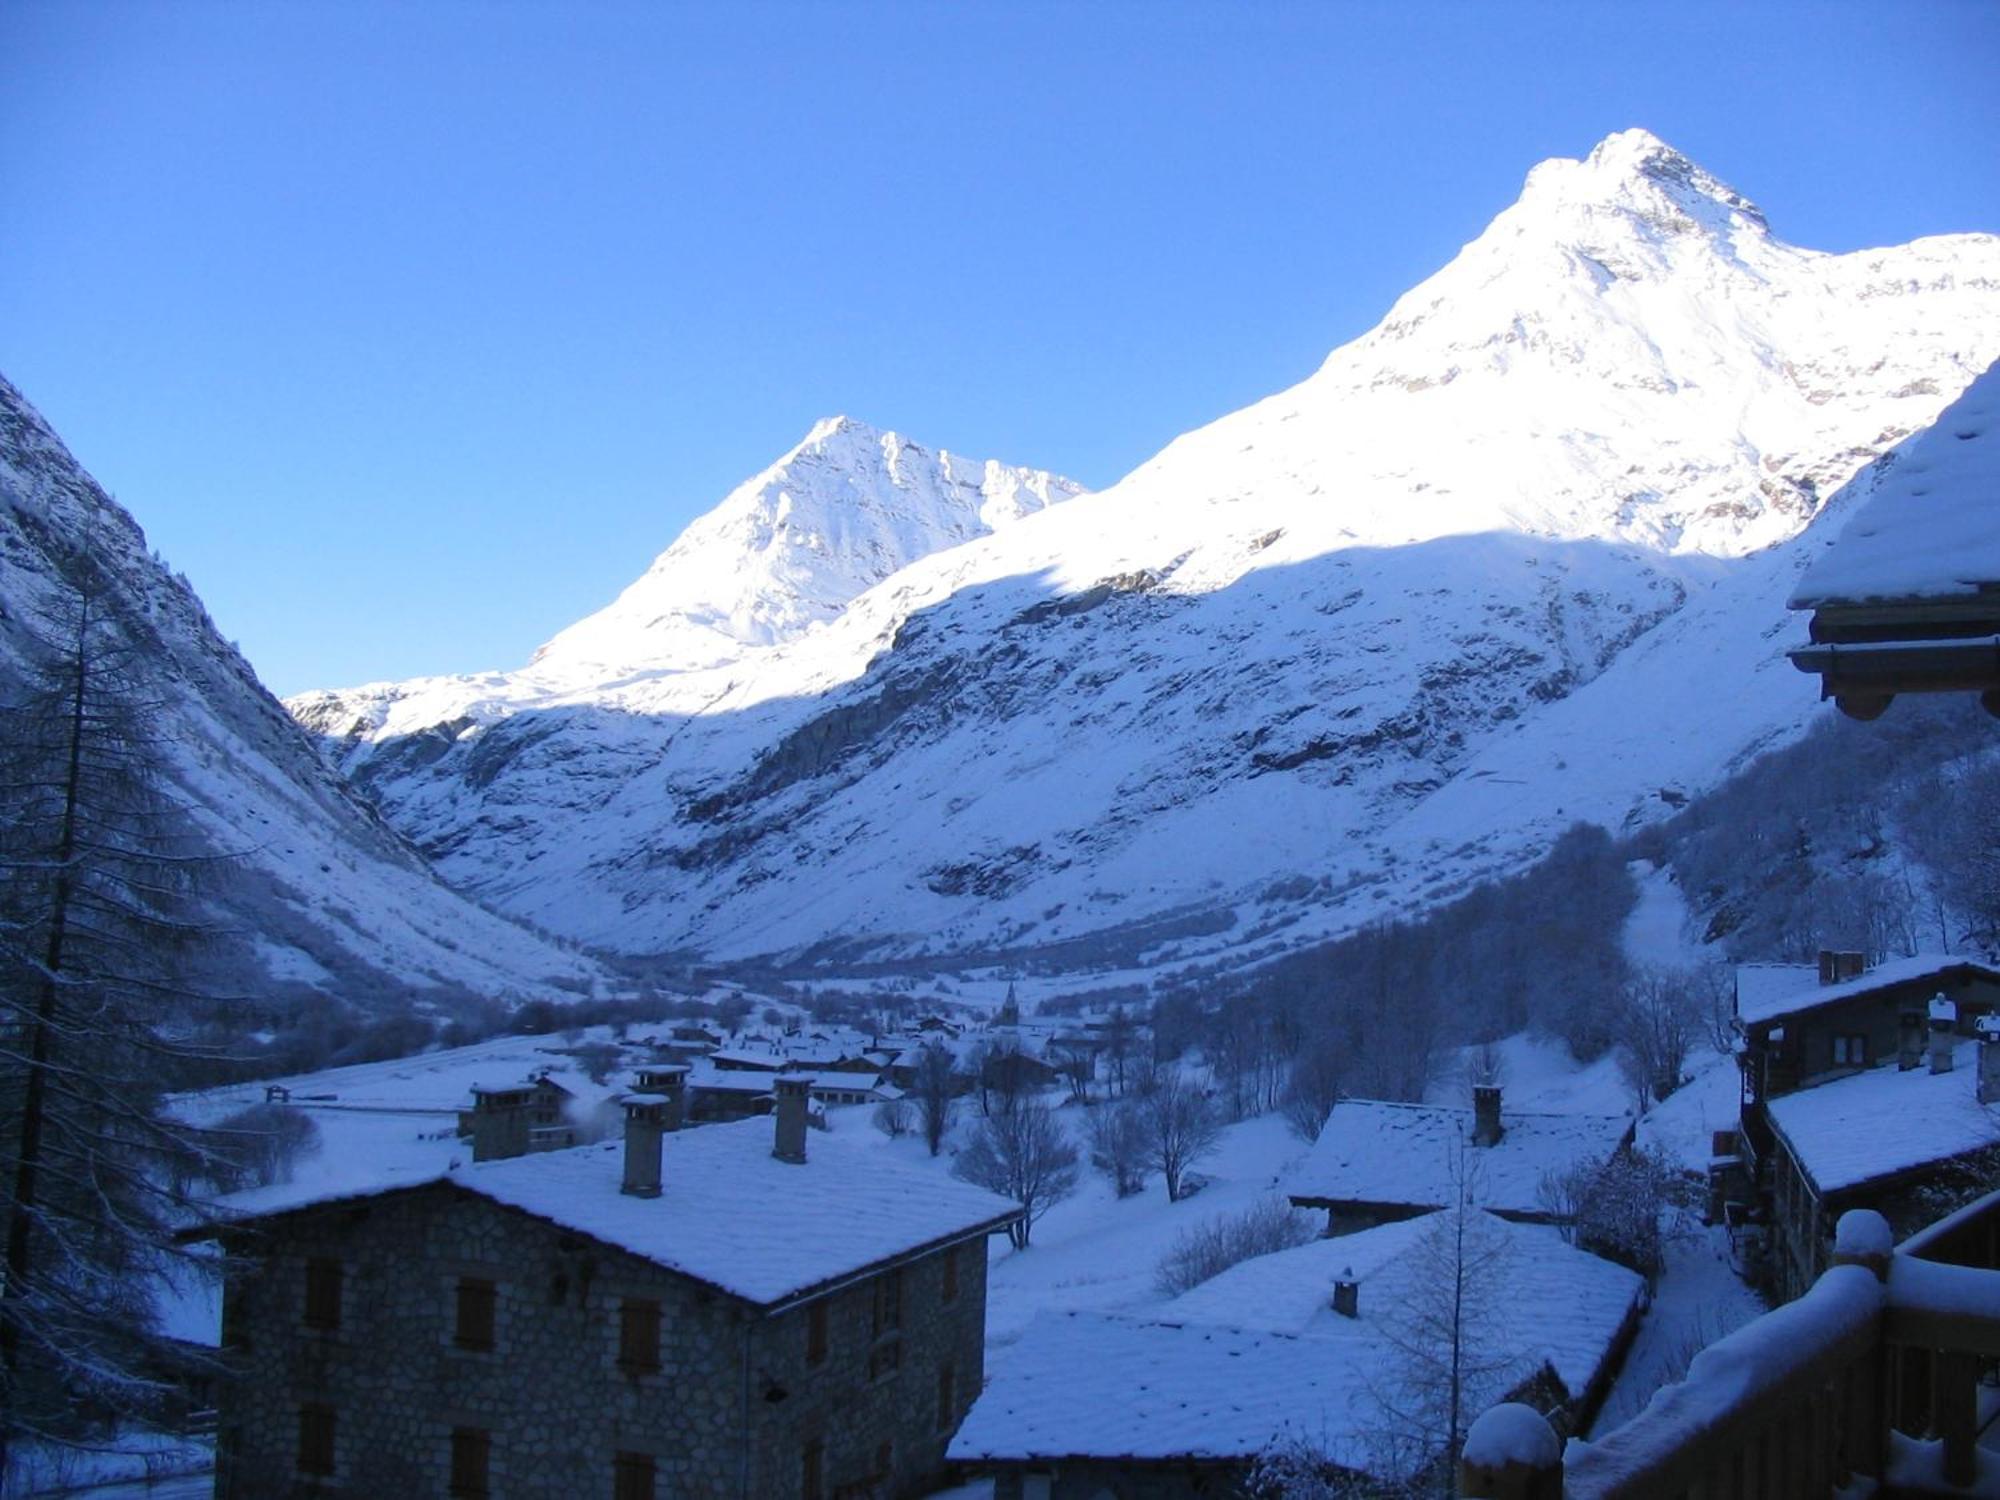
[291,129,2000,974]
[0,375,611,1006]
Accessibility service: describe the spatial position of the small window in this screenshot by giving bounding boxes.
[936,1364,956,1432]
[449,1427,491,1498]
[614,1451,656,1500]
[455,1277,496,1351]
[867,1338,902,1380]
[874,1440,893,1480]
[619,1298,662,1372]
[303,1258,342,1331]
[801,1438,824,1500]
[871,1268,903,1336]
[805,1302,827,1367]
[297,1403,336,1476]
[941,1245,959,1304]
[1833,1034,1868,1067]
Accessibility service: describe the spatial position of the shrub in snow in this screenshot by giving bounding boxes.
[1085,1098,1149,1197]
[1154,1197,1316,1296]
[1240,1434,1376,1498]
[871,1094,912,1139]
[208,1103,323,1191]
[1539,1147,1675,1276]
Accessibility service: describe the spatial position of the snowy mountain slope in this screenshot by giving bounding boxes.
[294,130,2000,972]
[0,374,612,1006]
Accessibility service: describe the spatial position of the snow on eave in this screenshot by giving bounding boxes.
[1734,954,2000,1029]
[1790,361,2000,611]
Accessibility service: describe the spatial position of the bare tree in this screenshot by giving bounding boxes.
[0,573,229,1465]
[951,1102,1079,1250]
[1613,967,1705,1110]
[1282,1040,1343,1143]
[1085,1098,1149,1198]
[1054,1044,1094,1105]
[1102,1005,1136,1097]
[1374,1151,1518,1491]
[1145,1071,1224,1202]
[910,1042,959,1156]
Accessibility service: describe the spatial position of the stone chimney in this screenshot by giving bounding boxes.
[1472,1085,1504,1148]
[1332,1269,1358,1319]
[1819,950,1867,985]
[637,1065,689,1131]
[1930,995,1959,1075]
[772,1075,810,1164]
[470,1085,533,1162]
[1976,1016,2000,1106]
[621,1093,668,1198]
[1899,1006,1926,1071]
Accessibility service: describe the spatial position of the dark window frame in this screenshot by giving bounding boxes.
[455,1276,497,1351]
[936,1364,956,1432]
[449,1426,491,1498]
[802,1437,824,1500]
[303,1258,342,1332]
[805,1301,828,1367]
[297,1402,336,1476]
[619,1297,663,1373]
[941,1245,959,1304]
[613,1450,657,1500]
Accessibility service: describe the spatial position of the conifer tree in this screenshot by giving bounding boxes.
[0,569,223,1468]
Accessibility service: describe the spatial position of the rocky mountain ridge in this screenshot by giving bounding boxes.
[0,374,612,1009]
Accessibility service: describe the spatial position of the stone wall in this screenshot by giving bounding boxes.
[216,1181,989,1499]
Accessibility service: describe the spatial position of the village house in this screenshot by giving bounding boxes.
[1756,1020,2000,1301]
[1723,951,2000,1260]
[207,1075,1022,1499]
[949,1209,1643,1499]
[1734,950,2000,1110]
[1286,1088,1632,1233]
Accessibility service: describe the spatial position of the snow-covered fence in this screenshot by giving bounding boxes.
[1460,1192,2000,1498]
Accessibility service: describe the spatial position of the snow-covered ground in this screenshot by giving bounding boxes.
[1589,1224,1767,1435]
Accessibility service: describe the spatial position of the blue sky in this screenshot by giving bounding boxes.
[4,1,1996,697]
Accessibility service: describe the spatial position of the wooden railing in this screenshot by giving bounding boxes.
[1459,1191,2000,1499]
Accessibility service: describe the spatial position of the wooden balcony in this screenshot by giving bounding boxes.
[1461,1190,2000,1498]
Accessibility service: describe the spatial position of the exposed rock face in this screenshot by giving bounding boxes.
[0,373,609,1006]
[290,130,2000,974]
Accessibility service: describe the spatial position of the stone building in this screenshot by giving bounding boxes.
[209,1075,1022,1498]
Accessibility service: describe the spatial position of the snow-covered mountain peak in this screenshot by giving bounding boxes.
[518,419,1084,680]
[1539,127,1767,230]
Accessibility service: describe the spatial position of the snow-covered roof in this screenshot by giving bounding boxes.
[1734,953,1998,1028]
[1768,1043,2000,1194]
[213,1115,1020,1308]
[1792,362,2000,608]
[1286,1100,1631,1217]
[1165,1215,1641,1401]
[950,1211,1641,1474]
[683,1061,777,1094]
